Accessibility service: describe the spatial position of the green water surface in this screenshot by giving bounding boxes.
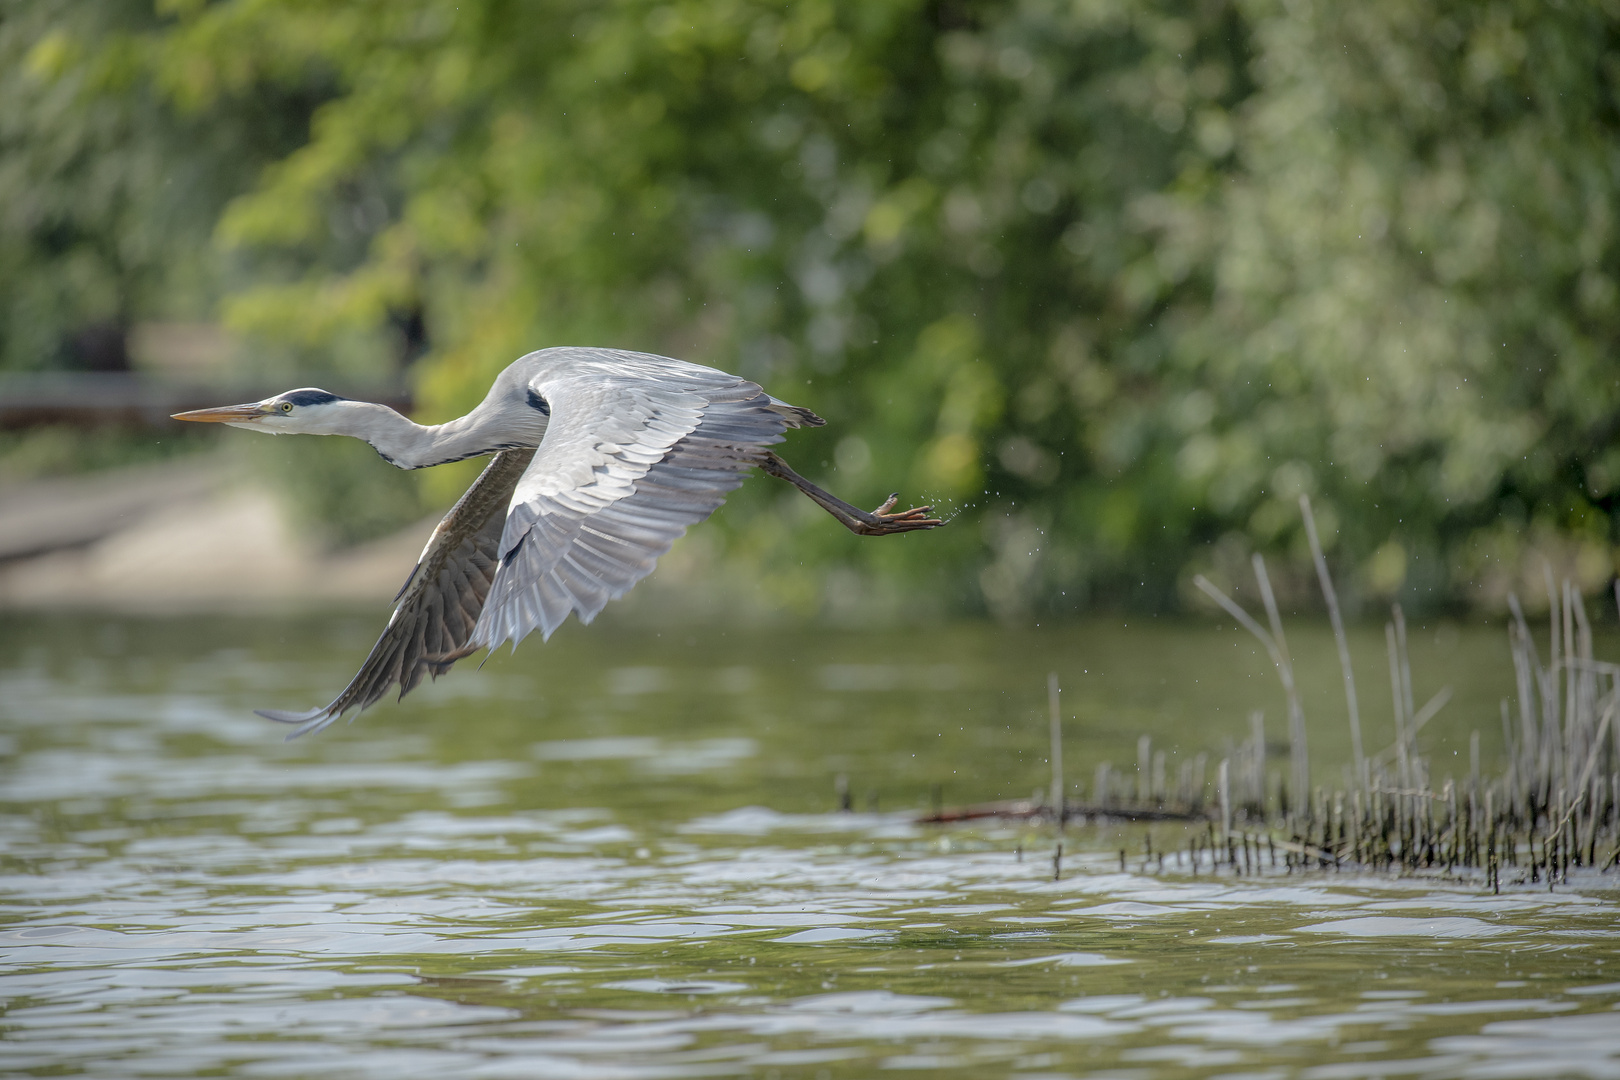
[1,612,1616,1078]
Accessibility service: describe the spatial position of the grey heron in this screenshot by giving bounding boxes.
[174,347,942,737]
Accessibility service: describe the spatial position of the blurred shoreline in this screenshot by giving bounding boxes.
[0,455,435,612]
[0,451,848,623]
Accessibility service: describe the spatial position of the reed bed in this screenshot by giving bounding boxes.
[923,496,1620,890]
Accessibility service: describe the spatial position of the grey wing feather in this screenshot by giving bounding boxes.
[469,351,820,652]
[256,448,535,739]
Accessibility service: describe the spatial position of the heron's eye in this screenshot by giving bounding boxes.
[279,401,294,413]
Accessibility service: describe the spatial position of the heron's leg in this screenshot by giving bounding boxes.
[759,452,943,536]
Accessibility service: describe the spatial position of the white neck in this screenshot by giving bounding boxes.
[326,401,542,469]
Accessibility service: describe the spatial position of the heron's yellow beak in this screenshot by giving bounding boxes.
[171,402,273,423]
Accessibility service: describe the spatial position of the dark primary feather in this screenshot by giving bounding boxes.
[257,448,535,738]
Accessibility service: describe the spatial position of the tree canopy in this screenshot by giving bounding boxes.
[7,0,1620,615]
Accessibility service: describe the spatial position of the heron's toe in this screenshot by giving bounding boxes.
[860,497,945,534]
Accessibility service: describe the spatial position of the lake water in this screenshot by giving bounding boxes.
[2,612,1617,1078]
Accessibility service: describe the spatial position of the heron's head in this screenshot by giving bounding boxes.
[172,389,355,434]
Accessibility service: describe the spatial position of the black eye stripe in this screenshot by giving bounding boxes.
[526,389,551,415]
[281,389,344,407]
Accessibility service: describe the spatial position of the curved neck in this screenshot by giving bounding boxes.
[341,402,537,469]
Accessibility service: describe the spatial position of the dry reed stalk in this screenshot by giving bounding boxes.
[1138,735,1152,804]
[1385,623,1409,790]
[1395,606,1418,769]
[1300,495,1366,788]
[1193,568,1307,818]
[1543,573,1565,800]
[1550,694,1617,838]
[1253,554,1310,816]
[926,518,1619,890]
[1245,711,1265,814]
[1218,758,1231,842]
[1048,672,1064,822]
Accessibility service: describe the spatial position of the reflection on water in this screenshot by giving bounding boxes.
[1,613,1617,1078]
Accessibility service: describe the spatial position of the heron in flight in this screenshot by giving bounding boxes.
[174,347,942,737]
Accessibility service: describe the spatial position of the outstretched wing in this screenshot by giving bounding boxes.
[469,351,821,651]
[256,448,535,739]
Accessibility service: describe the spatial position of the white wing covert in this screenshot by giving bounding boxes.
[469,350,820,651]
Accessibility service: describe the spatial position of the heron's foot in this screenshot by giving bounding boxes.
[759,453,944,537]
[848,493,943,536]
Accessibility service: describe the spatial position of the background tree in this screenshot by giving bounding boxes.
[9,0,1619,614]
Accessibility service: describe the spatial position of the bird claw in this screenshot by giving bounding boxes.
[855,493,944,535]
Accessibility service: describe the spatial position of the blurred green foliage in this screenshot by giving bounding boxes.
[0,424,211,484]
[242,432,429,548]
[0,0,328,368]
[7,0,1620,613]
